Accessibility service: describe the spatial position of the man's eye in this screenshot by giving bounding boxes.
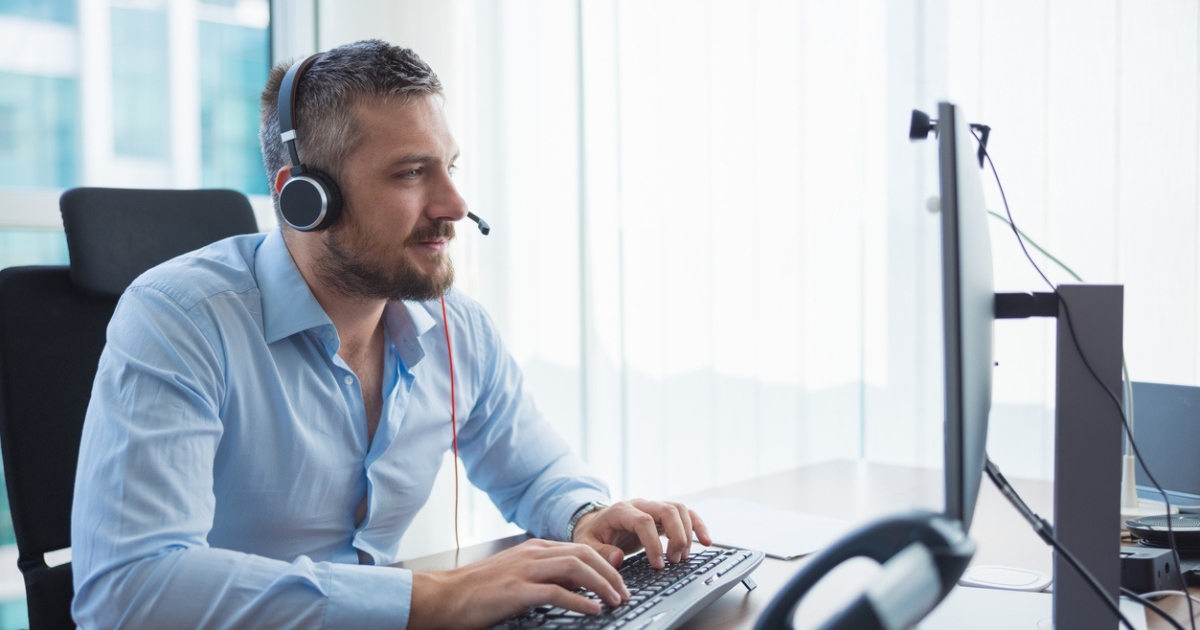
[397,169,420,179]
[448,164,459,177]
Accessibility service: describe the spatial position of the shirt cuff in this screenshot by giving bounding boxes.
[323,563,412,630]
[547,489,612,542]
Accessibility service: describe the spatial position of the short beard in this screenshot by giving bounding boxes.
[315,216,455,302]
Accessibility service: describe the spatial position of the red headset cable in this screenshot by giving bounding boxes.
[440,296,461,550]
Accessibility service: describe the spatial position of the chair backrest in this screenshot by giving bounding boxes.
[61,187,260,298]
[0,188,257,629]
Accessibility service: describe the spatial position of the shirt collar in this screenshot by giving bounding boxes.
[255,227,334,344]
[255,227,442,360]
[385,299,439,370]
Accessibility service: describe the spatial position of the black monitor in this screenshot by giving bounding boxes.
[1131,381,1200,507]
[752,103,993,630]
[936,101,995,534]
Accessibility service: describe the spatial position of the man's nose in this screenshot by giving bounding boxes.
[429,174,468,223]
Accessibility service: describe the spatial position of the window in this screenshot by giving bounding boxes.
[111,7,171,160]
[0,0,78,190]
[200,14,271,195]
[0,0,270,201]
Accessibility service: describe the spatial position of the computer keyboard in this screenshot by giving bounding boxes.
[490,547,765,630]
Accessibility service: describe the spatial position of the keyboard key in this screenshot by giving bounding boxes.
[716,551,753,577]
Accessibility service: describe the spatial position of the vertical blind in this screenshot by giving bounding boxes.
[315,0,1200,558]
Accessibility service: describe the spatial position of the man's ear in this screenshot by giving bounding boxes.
[273,167,291,195]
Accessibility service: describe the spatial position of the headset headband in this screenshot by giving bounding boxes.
[278,53,324,176]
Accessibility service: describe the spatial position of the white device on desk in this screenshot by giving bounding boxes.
[958,565,1051,592]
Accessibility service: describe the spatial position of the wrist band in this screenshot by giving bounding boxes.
[566,501,608,542]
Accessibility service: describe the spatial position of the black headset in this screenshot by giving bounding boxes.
[754,510,974,630]
[276,52,491,235]
[277,53,343,232]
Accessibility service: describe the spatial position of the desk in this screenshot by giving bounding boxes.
[399,460,1198,629]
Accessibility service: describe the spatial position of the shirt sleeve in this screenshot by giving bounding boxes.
[70,286,411,630]
[451,302,611,542]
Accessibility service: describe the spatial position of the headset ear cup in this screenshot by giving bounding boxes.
[306,169,343,230]
[279,169,343,231]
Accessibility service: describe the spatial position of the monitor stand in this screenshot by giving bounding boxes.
[987,285,1125,629]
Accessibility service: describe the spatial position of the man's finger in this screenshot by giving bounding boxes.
[528,555,624,607]
[590,542,626,569]
[690,508,713,546]
[671,502,694,560]
[528,583,603,616]
[638,501,687,564]
[621,508,666,568]
[518,541,626,603]
[567,543,629,600]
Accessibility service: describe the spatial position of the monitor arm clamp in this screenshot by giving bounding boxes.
[753,510,975,630]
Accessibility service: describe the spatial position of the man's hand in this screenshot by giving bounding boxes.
[571,500,714,569]
[409,539,630,629]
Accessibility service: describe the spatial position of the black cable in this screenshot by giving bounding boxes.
[970,128,1197,630]
[984,458,1137,630]
[1123,588,1189,630]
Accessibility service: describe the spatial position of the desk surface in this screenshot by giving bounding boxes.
[399,460,1197,629]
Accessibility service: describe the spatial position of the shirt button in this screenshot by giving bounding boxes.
[343,375,353,386]
[326,330,335,340]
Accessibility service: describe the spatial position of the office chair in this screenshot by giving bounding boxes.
[0,188,258,629]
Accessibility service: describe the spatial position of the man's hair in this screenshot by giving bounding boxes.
[259,40,443,221]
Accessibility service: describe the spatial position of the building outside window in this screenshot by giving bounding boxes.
[0,0,270,624]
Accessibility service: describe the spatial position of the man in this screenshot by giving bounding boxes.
[71,40,712,629]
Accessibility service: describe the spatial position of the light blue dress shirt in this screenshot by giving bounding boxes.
[70,228,610,629]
